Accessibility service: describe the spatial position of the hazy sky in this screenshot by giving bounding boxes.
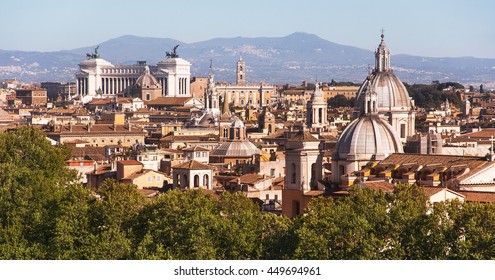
[2,0,494,58]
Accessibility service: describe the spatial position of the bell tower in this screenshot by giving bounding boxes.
[236,57,246,86]
[206,60,220,116]
[306,81,328,132]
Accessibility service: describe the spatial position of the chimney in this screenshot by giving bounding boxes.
[113,123,117,131]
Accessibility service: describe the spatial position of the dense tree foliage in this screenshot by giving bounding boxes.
[328,80,361,87]
[327,95,356,108]
[405,82,463,109]
[4,127,495,260]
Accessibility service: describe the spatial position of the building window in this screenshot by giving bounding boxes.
[401,123,406,138]
[203,174,209,188]
[270,169,275,177]
[184,174,188,188]
[266,194,269,200]
[291,163,296,184]
[194,175,200,188]
[147,176,152,182]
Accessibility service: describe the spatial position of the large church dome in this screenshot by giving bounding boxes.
[355,33,413,112]
[356,71,412,112]
[334,115,403,162]
[353,33,415,142]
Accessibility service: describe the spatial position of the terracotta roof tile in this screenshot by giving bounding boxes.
[457,191,495,203]
[288,130,320,142]
[147,97,193,106]
[49,124,146,135]
[118,160,142,165]
[182,145,210,152]
[229,173,272,185]
[172,160,213,170]
[421,187,446,197]
[381,153,491,181]
[361,180,394,192]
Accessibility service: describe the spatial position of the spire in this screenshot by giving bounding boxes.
[375,30,391,72]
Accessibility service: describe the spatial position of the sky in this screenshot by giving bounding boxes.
[2,0,495,58]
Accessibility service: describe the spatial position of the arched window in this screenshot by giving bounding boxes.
[183,174,188,188]
[175,173,180,186]
[194,174,200,188]
[203,174,209,188]
[401,123,406,138]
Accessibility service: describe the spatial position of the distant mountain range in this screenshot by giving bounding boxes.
[1,32,494,86]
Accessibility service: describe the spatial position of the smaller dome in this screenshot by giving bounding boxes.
[135,66,160,88]
[210,141,261,157]
[334,115,403,161]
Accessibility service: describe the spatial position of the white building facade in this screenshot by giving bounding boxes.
[75,47,191,103]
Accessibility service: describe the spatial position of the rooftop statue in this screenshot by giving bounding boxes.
[166,44,180,58]
[86,45,100,59]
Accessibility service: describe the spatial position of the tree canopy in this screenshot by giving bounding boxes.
[3,127,495,260]
[405,82,462,109]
